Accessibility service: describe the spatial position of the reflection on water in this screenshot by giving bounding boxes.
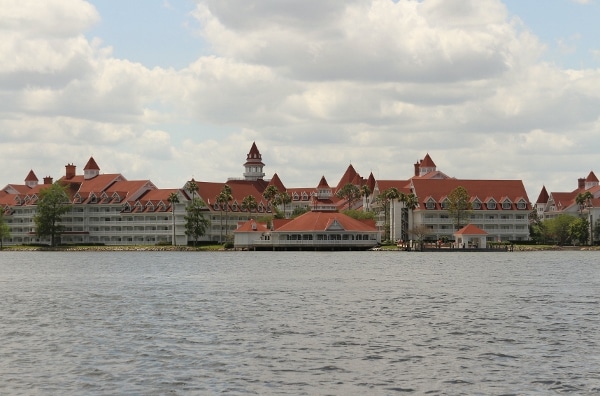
[1,251,599,394]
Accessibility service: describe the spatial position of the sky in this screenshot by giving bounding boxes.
[2,0,600,202]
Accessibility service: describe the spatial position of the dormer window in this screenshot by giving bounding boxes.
[487,200,497,210]
[426,198,436,210]
[502,200,512,210]
[293,192,299,201]
[441,198,450,210]
[517,199,527,210]
[472,200,481,210]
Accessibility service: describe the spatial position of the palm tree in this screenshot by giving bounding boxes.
[278,191,291,218]
[220,184,233,240]
[167,192,180,246]
[185,179,198,201]
[576,191,594,216]
[403,193,419,240]
[385,187,400,241]
[262,185,279,214]
[241,195,258,214]
[360,185,371,211]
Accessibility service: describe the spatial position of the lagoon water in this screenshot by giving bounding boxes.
[0,250,599,395]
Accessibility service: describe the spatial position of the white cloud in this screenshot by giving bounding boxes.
[1,0,600,201]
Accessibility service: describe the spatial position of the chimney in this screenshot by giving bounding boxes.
[578,178,585,190]
[43,176,53,185]
[65,163,76,180]
[414,161,420,177]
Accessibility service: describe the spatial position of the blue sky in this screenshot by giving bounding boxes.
[2,0,600,200]
[86,0,600,70]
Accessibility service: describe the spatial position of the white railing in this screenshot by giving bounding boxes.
[252,239,377,246]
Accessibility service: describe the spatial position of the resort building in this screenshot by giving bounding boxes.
[534,171,600,243]
[1,142,536,247]
[234,211,380,250]
[369,154,532,243]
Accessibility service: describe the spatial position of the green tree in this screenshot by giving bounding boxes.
[167,192,180,246]
[447,186,472,230]
[575,191,593,216]
[546,214,577,245]
[569,217,590,245]
[241,195,258,213]
[342,209,375,220]
[185,179,199,201]
[593,218,600,245]
[184,197,210,246]
[262,185,279,212]
[291,206,309,218]
[277,191,291,218]
[336,183,361,210]
[34,182,72,247]
[0,209,11,250]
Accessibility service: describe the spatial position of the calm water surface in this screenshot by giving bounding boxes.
[0,251,599,395]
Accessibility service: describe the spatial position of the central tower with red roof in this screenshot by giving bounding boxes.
[243,142,265,181]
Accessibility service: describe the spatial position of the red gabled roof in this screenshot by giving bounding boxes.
[536,186,549,204]
[411,178,531,210]
[366,172,376,193]
[243,142,265,166]
[25,170,38,182]
[317,176,330,189]
[376,180,411,193]
[191,180,268,211]
[336,164,358,191]
[586,171,599,183]
[549,191,578,210]
[421,153,436,168]
[267,173,286,192]
[234,219,270,233]
[275,211,377,232]
[455,224,488,235]
[83,157,100,171]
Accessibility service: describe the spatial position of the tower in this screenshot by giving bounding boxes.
[243,142,265,181]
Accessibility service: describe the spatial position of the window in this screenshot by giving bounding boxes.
[441,199,449,209]
[426,199,435,209]
[487,201,496,210]
[472,201,481,210]
[502,201,511,210]
[517,201,526,210]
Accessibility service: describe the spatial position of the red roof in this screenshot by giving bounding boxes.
[235,219,270,233]
[587,171,599,183]
[536,186,549,204]
[317,176,330,189]
[25,170,38,182]
[243,142,265,167]
[84,157,100,171]
[336,164,358,191]
[275,211,377,232]
[366,172,376,193]
[267,173,286,192]
[455,224,488,235]
[411,178,531,210]
[421,153,436,168]
[376,180,411,193]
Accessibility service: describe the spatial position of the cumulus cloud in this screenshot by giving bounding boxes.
[1,0,599,200]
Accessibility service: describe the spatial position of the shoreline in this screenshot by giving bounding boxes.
[1,245,599,252]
